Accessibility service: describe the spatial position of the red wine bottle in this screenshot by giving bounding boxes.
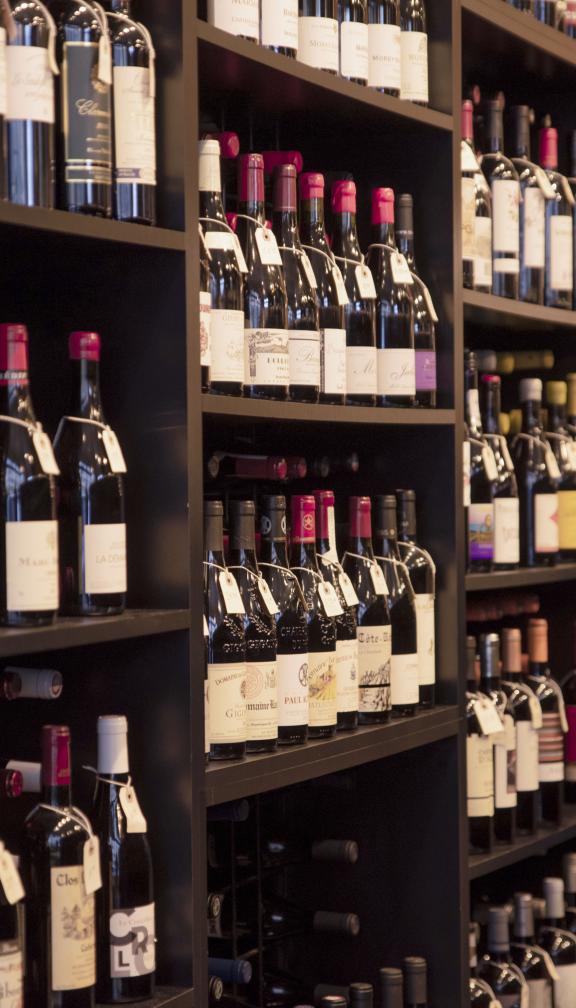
[509,105,546,305]
[395,194,437,406]
[395,489,435,707]
[331,180,377,406]
[501,628,540,836]
[54,331,127,617]
[92,715,155,1003]
[461,100,492,294]
[6,1,57,207]
[545,381,576,560]
[528,618,566,826]
[540,125,574,310]
[207,452,288,480]
[261,0,298,55]
[511,378,559,568]
[237,154,289,400]
[480,374,520,570]
[478,633,517,845]
[200,224,212,391]
[0,666,62,699]
[367,0,401,95]
[21,725,98,1007]
[480,101,521,300]
[399,0,428,104]
[273,164,321,404]
[339,0,369,86]
[0,323,59,627]
[466,636,494,854]
[298,1,339,74]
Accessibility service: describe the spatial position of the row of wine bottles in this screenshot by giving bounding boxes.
[0,719,154,1005]
[475,348,556,374]
[505,0,576,34]
[206,450,359,482]
[204,489,436,759]
[199,138,438,406]
[0,324,127,626]
[461,98,576,307]
[206,0,429,104]
[0,0,156,222]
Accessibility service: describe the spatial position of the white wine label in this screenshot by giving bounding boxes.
[370,562,388,595]
[83,836,102,895]
[355,263,377,299]
[289,330,321,387]
[474,216,493,288]
[336,638,359,713]
[339,571,359,607]
[301,251,318,289]
[516,721,539,792]
[332,264,349,305]
[113,65,156,186]
[308,650,337,728]
[390,251,413,285]
[218,570,245,615]
[493,497,520,565]
[207,0,259,39]
[0,941,23,1007]
[245,660,278,742]
[346,346,377,396]
[210,309,245,384]
[544,444,561,480]
[466,734,495,818]
[550,214,573,292]
[245,329,289,387]
[494,713,517,809]
[357,624,391,713]
[208,662,246,744]
[534,493,559,554]
[461,177,476,262]
[339,20,368,82]
[461,141,481,173]
[102,428,127,474]
[321,329,347,395]
[6,520,58,612]
[260,0,298,50]
[415,593,435,686]
[119,786,147,834]
[0,30,7,118]
[277,652,309,727]
[552,963,576,1008]
[463,439,471,508]
[200,290,211,368]
[0,846,23,905]
[523,186,545,268]
[50,865,96,991]
[318,580,343,618]
[255,226,283,266]
[559,489,576,550]
[492,179,520,254]
[84,523,127,595]
[390,652,419,706]
[110,902,155,979]
[32,430,59,475]
[377,347,416,397]
[367,23,401,91]
[6,45,55,123]
[400,30,428,102]
[298,16,339,72]
[257,576,279,615]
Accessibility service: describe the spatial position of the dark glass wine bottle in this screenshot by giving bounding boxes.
[479,908,527,1007]
[399,0,428,104]
[546,380,576,561]
[403,958,427,1008]
[367,0,401,95]
[208,957,252,985]
[396,194,437,406]
[480,374,520,570]
[511,378,559,567]
[212,889,360,941]
[466,635,494,854]
[210,831,359,872]
[538,877,576,1003]
[511,892,555,1008]
[527,618,566,826]
[501,628,540,835]
[465,350,496,572]
[540,125,574,310]
[261,0,298,55]
[480,101,521,300]
[92,715,155,1003]
[461,100,493,294]
[21,725,97,1007]
[0,846,24,1008]
[54,331,126,617]
[207,0,259,40]
[533,0,558,25]
[469,924,499,1008]
[478,633,517,845]
[339,0,369,86]
[0,323,59,627]
[510,105,546,305]
[395,489,435,707]
[298,1,339,74]
[200,225,212,392]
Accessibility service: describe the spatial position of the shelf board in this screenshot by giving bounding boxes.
[466,564,576,592]
[462,0,576,70]
[97,988,193,1008]
[463,289,576,333]
[0,202,185,251]
[202,394,454,426]
[0,609,190,657]
[205,705,460,805]
[469,807,576,879]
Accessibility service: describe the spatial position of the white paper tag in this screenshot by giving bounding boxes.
[318,580,344,618]
[119,785,148,834]
[33,430,60,475]
[255,226,283,266]
[528,691,543,729]
[102,428,127,474]
[83,835,102,895]
[219,570,245,615]
[339,571,359,607]
[420,281,439,322]
[545,444,562,481]
[390,250,414,285]
[535,166,557,200]
[482,443,499,483]
[203,614,208,637]
[258,576,279,615]
[461,140,481,173]
[301,251,318,289]
[0,844,24,904]
[356,263,377,299]
[332,263,349,305]
[370,562,388,595]
[476,694,505,736]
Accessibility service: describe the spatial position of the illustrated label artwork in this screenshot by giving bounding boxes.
[244,660,277,741]
[0,938,23,1008]
[276,652,309,727]
[245,329,289,386]
[335,638,359,713]
[468,503,494,561]
[308,651,337,727]
[357,624,391,713]
[50,866,96,991]
[62,43,111,185]
[110,903,155,979]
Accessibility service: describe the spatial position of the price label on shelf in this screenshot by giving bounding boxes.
[332,264,349,305]
[219,570,245,615]
[120,785,148,834]
[318,580,343,617]
[258,576,279,615]
[390,251,414,286]
[33,430,60,475]
[0,844,24,905]
[83,836,102,895]
[102,428,128,474]
[355,264,377,299]
[339,571,359,607]
[301,251,318,289]
[370,562,388,595]
[255,226,283,266]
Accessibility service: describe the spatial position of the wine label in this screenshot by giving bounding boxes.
[62,43,112,187]
[377,347,416,397]
[552,962,576,1008]
[534,493,559,554]
[110,902,155,979]
[84,523,127,595]
[298,16,339,73]
[245,329,289,387]
[466,734,495,818]
[523,186,545,269]
[346,346,377,396]
[245,660,278,742]
[0,939,23,1007]
[208,662,247,744]
[308,650,337,728]
[415,350,436,392]
[113,66,156,187]
[6,520,58,612]
[492,179,520,255]
[50,866,96,991]
[200,290,211,368]
[390,652,419,706]
[468,503,494,563]
[207,0,259,40]
[210,309,245,384]
[288,330,321,387]
[493,497,520,565]
[367,23,401,91]
[335,638,359,714]
[414,593,435,686]
[276,651,309,727]
[525,977,553,1008]
[0,846,23,905]
[516,721,539,792]
[357,624,391,714]
[461,177,476,263]
[6,45,54,123]
[102,428,127,473]
[559,490,576,550]
[0,29,7,118]
[474,216,493,288]
[550,214,574,292]
[494,713,517,809]
[538,712,564,782]
[321,329,347,395]
[260,0,298,50]
[400,30,428,102]
[339,20,368,82]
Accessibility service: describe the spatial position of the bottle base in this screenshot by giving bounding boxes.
[209,742,246,760]
[337,712,358,731]
[2,610,55,627]
[246,739,278,753]
[358,711,390,725]
[308,726,337,739]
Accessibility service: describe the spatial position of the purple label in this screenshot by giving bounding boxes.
[415,350,437,391]
[468,503,494,561]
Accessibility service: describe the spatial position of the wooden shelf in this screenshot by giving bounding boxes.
[0,201,185,251]
[469,807,576,879]
[202,394,455,426]
[466,564,576,591]
[0,609,190,657]
[97,988,193,1008]
[205,706,461,805]
[463,289,576,332]
[462,0,576,69]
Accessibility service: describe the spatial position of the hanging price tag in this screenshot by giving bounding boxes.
[535,166,556,200]
[339,571,359,607]
[370,562,388,595]
[102,428,128,474]
[219,570,245,614]
[203,614,208,637]
[390,251,414,285]
[332,264,349,305]
[475,694,504,736]
[33,431,60,475]
[317,580,344,617]
[568,441,576,471]
[119,785,148,834]
[461,140,481,173]
[545,445,562,481]
[258,576,280,616]
[83,836,102,895]
[499,435,514,472]
[255,227,283,266]
[355,264,377,299]
[301,251,318,289]
[420,281,439,322]
[232,234,249,274]
[482,443,499,483]
[0,844,24,905]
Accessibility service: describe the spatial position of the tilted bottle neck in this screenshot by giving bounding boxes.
[72,359,104,423]
[521,400,542,435]
[371,222,396,247]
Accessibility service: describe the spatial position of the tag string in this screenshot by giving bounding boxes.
[301,243,336,266]
[83,764,132,790]
[29,803,94,838]
[333,253,366,268]
[203,560,227,572]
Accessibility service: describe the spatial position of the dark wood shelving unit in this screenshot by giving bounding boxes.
[0,201,185,250]
[202,394,455,426]
[469,809,576,880]
[463,288,576,331]
[0,609,190,658]
[465,564,576,591]
[462,0,576,70]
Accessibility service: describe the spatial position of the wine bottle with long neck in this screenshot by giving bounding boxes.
[298,0,339,73]
[469,925,498,1008]
[545,381,576,561]
[466,635,494,854]
[511,378,559,567]
[395,489,435,707]
[395,194,436,406]
[367,0,401,95]
[237,153,289,400]
[207,0,259,40]
[539,877,576,1005]
[480,373,520,570]
[479,908,528,1007]
[261,0,298,55]
[527,617,566,826]
[461,100,492,294]
[510,105,546,305]
[212,889,360,942]
[365,187,415,407]
[479,633,517,845]
[399,0,428,104]
[200,225,212,392]
[465,350,496,572]
[21,725,97,1007]
[299,172,347,405]
[54,331,127,617]
[511,892,555,1008]
[480,100,521,300]
[273,164,320,404]
[92,715,155,1003]
[540,124,574,310]
[331,179,377,406]
[0,323,59,627]
[339,0,369,86]
[501,627,541,835]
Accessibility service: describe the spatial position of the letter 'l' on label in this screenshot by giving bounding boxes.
[110,902,155,979]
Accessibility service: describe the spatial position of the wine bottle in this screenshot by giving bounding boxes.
[198,139,245,397]
[342,496,392,724]
[229,499,278,753]
[0,323,59,627]
[461,100,492,294]
[478,908,528,1006]
[204,499,247,760]
[0,841,24,1008]
[509,105,546,305]
[399,0,428,104]
[545,381,576,560]
[339,0,369,86]
[480,374,520,570]
[480,100,521,300]
[210,832,359,872]
[527,618,566,826]
[331,179,377,406]
[365,187,415,407]
[273,163,321,403]
[298,0,339,74]
[208,957,252,985]
[403,958,427,1008]
[380,968,403,1008]
[92,715,155,1003]
[260,494,309,746]
[367,0,401,95]
[538,877,576,1003]
[562,621,576,802]
[261,0,298,56]
[469,923,500,1008]
[315,489,359,731]
[478,633,517,844]
[290,494,337,738]
[207,0,259,41]
[465,350,497,572]
[533,0,559,25]
[564,853,576,927]
[501,628,541,836]
[312,452,360,477]
[0,758,41,792]
[511,892,555,1008]
[237,153,289,400]
[21,725,98,1007]
[350,984,373,1008]
[374,495,418,717]
[207,452,288,480]
[395,194,437,406]
[395,489,435,707]
[466,635,494,854]
[540,124,574,310]
[211,889,360,941]
[299,172,347,405]
[54,331,127,617]
[6,0,57,207]
[200,225,212,392]
[511,378,559,567]
[0,666,62,699]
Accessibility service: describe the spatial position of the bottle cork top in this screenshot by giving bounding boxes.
[528,618,548,663]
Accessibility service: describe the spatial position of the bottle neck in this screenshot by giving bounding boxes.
[229,546,258,573]
[395,231,416,271]
[482,385,501,436]
[204,513,225,567]
[332,212,361,260]
[487,113,504,154]
[72,359,104,422]
[529,658,549,677]
[41,781,72,807]
[0,380,36,423]
[374,529,400,560]
[347,533,375,559]
[273,209,300,250]
[260,537,289,568]
[487,949,509,964]
[238,199,266,226]
[98,728,129,776]
[480,674,501,693]
[548,403,567,431]
[465,364,482,437]
[290,540,320,570]
[200,188,226,225]
[300,198,328,248]
[372,222,396,247]
[521,400,542,435]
